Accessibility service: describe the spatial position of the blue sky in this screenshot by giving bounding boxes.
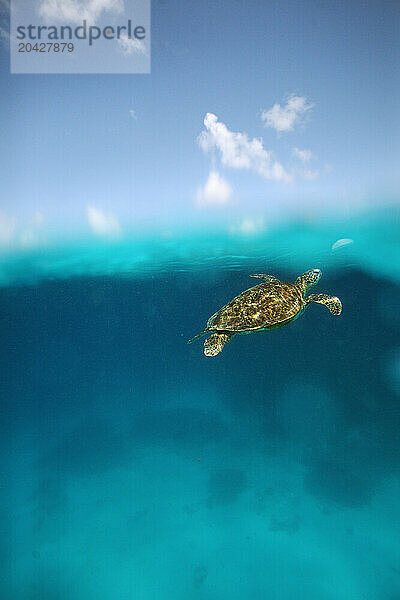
[0,0,399,244]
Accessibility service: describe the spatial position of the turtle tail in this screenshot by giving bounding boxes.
[187,330,208,344]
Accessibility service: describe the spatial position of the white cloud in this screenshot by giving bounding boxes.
[87,205,121,237]
[129,109,137,120]
[302,169,319,180]
[196,171,232,207]
[0,212,17,247]
[198,113,290,182]
[292,148,319,179]
[261,95,314,133]
[293,147,313,162]
[38,0,123,24]
[229,217,265,236]
[118,33,146,55]
[0,211,46,249]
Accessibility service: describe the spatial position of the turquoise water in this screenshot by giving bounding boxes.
[1,209,400,599]
[1,209,400,287]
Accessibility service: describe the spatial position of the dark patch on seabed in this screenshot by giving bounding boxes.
[1,267,400,599]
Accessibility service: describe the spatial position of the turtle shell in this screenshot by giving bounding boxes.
[207,281,304,332]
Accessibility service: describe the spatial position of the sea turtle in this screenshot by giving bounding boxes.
[188,269,342,357]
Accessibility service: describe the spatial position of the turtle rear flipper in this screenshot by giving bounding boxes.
[204,332,233,356]
[307,293,342,315]
[188,330,208,344]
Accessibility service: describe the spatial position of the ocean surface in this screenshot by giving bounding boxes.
[1,209,400,599]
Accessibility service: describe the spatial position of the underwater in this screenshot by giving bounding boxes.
[1,209,400,599]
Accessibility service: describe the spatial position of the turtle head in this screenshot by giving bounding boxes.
[295,268,322,295]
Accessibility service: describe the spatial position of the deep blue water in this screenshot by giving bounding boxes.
[1,222,400,599]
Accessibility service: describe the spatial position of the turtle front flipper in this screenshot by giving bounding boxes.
[204,332,233,356]
[296,269,322,293]
[306,293,342,315]
[250,274,280,282]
